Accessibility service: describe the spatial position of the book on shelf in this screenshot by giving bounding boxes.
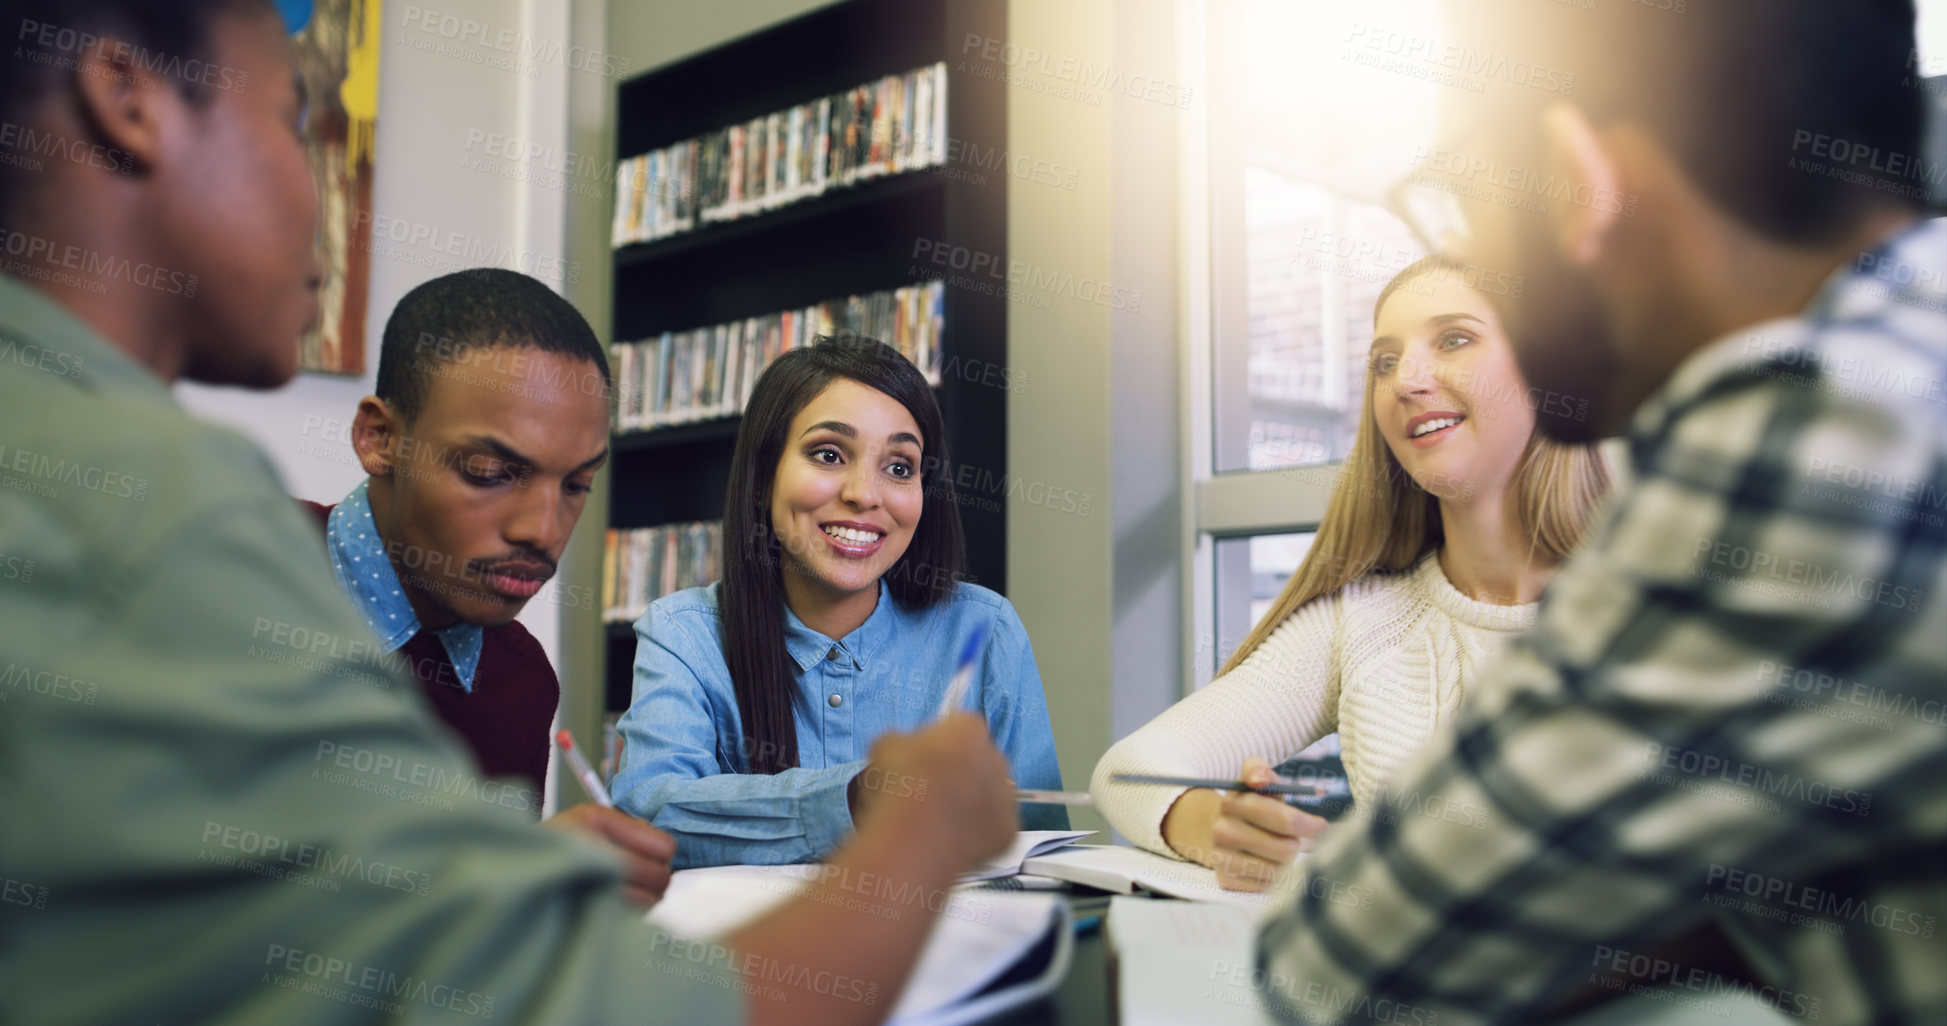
[609,279,945,434]
[601,521,723,625]
[613,61,949,248]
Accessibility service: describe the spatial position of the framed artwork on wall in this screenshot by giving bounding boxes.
[292,0,381,375]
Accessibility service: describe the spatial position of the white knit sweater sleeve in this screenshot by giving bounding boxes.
[1090,589,1344,858]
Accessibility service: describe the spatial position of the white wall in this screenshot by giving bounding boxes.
[1109,0,1185,742]
[1005,0,1117,831]
[1003,0,1188,834]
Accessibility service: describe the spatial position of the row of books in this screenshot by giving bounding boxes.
[612,61,949,247]
[611,279,945,433]
[602,522,722,625]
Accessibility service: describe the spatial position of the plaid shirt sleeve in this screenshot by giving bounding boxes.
[1253,221,1947,1026]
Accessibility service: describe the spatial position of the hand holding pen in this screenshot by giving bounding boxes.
[1146,755,1331,893]
[546,730,677,905]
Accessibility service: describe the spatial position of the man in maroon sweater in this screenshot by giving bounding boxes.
[303,268,674,898]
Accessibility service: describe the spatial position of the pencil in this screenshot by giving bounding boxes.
[555,729,615,808]
[1107,772,1328,806]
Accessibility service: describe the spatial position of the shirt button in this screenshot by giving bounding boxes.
[826,649,842,662]
[828,693,843,708]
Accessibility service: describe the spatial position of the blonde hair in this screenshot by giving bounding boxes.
[1217,258,1611,677]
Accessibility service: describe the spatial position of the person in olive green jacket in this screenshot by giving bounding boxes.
[0,2,1018,1024]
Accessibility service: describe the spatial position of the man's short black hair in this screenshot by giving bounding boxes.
[375,268,610,421]
[0,0,264,219]
[1452,0,1930,244]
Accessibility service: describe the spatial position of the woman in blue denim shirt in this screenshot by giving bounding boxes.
[613,335,1066,868]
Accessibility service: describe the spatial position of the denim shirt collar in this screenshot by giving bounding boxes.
[326,480,484,690]
[780,580,895,672]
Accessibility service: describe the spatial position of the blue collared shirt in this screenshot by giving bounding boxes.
[325,480,484,689]
[614,580,1067,868]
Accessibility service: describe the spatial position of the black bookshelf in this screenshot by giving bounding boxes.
[604,0,1009,715]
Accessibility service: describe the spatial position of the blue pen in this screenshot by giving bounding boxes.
[934,621,991,720]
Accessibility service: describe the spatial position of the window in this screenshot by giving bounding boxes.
[1245,532,1313,626]
[1228,173,1422,473]
[1187,0,1444,687]
[1212,531,1314,666]
[1214,529,1349,810]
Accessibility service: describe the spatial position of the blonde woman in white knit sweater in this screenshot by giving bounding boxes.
[1092,257,1610,890]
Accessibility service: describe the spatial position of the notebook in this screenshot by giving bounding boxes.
[648,864,1072,1025]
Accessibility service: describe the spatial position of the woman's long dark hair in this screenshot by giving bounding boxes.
[721,334,966,774]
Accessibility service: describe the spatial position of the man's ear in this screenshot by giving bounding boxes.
[70,35,179,175]
[1540,102,1624,267]
[351,396,402,478]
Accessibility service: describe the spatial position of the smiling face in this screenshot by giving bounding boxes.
[1368,273,1538,503]
[768,378,926,622]
[359,345,610,628]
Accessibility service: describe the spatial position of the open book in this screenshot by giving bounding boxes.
[1021,844,1304,908]
[648,864,1072,1025]
[960,829,1094,883]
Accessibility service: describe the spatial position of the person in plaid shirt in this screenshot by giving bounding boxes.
[1255,1,1945,1023]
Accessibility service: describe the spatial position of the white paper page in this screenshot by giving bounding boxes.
[647,866,1061,1024]
[1108,898,1282,1026]
[1022,844,1304,908]
[959,829,1095,883]
[646,864,815,938]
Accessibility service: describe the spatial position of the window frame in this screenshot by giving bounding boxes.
[1180,0,1382,689]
